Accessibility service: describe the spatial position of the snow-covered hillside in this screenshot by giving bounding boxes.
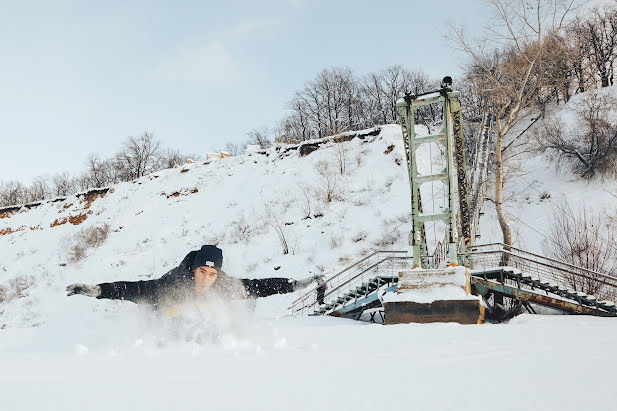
[479,87,617,252]
[0,125,414,328]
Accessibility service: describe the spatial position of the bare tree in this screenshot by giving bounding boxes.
[285,93,311,141]
[1,131,195,206]
[537,33,575,105]
[51,172,75,197]
[537,90,617,178]
[287,67,364,139]
[85,154,114,188]
[159,148,191,168]
[223,142,241,156]
[246,126,272,149]
[26,176,50,202]
[359,66,438,130]
[361,71,388,126]
[567,20,593,93]
[115,132,161,180]
[585,5,617,87]
[315,160,340,203]
[450,0,579,246]
[0,180,26,206]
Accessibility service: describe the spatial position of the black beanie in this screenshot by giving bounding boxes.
[191,245,223,270]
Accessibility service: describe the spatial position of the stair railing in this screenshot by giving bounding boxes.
[462,243,617,302]
[289,251,410,316]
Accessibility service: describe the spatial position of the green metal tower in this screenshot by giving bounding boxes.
[396,78,470,268]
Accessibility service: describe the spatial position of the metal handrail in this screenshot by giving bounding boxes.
[467,243,617,283]
[289,251,410,316]
[463,243,617,302]
[289,250,406,305]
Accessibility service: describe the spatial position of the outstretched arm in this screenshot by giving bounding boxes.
[96,279,165,304]
[240,275,325,298]
[66,278,168,305]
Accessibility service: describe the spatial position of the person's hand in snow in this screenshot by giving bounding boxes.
[66,283,101,297]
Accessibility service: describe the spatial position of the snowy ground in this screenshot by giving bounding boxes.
[1,313,616,410]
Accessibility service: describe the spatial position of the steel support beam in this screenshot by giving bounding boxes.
[396,86,465,268]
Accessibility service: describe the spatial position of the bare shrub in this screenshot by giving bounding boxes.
[355,153,363,167]
[315,160,341,203]
[9,275,35,299]
[264,202,289,255]
[329,234,342,248]
[538,91,617,178]
[298,184,313,219]
[0,275,35,305]
[384,177,394,191]
[374,229,401,248]
[395,213,409,224]
[69,245,87,263]
[229,217,253,244]
[352,231,367,243]
[0,284,7,303]
[543,200,617,297]
[68,223,111,263]
[333,141,348,175]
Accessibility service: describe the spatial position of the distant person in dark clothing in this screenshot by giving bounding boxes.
[316,281,327,305]
[67,245,323,312]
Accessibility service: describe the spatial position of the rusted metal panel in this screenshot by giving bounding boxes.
[383,299,485,325]
[471,277,616,317]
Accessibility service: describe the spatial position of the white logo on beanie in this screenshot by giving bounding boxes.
[205,261,214,267]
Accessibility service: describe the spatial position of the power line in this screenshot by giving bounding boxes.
[503,208,562,249]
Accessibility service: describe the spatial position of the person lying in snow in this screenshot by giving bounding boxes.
[66,245,324,310]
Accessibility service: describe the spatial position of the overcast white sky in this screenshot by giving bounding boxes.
[1,0,497,183]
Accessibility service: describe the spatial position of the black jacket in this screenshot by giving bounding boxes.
[96,251,295,307]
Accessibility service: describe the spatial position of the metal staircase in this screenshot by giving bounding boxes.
[463,243,617,317]
[289,251,412,319]
[468,114,493,235]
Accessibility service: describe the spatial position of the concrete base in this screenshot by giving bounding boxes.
[383,299,485,325]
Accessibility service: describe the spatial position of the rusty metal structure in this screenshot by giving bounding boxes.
[395,78,471,268]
